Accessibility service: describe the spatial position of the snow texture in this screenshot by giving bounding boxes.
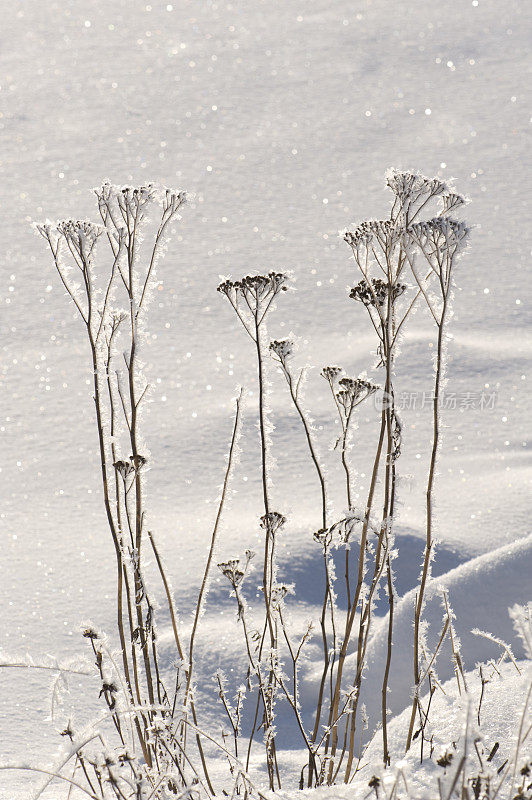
[0,0,530,797]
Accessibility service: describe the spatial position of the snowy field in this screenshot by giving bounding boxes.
[1,0,531,797]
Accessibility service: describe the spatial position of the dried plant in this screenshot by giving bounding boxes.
[6,171,513,800]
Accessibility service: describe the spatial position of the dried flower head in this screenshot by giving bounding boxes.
[313,528,333,548]
[269,339,294,363]
[349,278,407,308]
[37,219,104,262]
[82,627,100,640]
[409,217,469,252]
[260,512,287,536]
[344,219,400,251]
[113,460,134,479]
[218,271,288,342]
[336,377,377,417]
[338,377,377,399]
[95,182,186,224]
[117,183,158,210]
[217,559,245,589]
[386,170,446,204]
[217,271,287,301]
[129,454,148,471]
[440,193,466,216]
[321,366,343,384]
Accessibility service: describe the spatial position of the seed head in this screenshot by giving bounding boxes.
[113,460,134,479]
[217,559,245,588]
[259,512,287,536]
[321,366,342,383]
[269,339,294,363]
[440,193,466,215]
[271,585,289,607]
[83,627,100,640]
[344,219,399,250]
[217,271,288,301]
[409,217,469,252]
[336,378,378,414]
[386,170,446,203]
[349,278,407,308]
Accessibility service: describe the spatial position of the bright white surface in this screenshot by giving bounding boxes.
[1,0,530,796]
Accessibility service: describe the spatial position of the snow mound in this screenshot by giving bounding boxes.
[353,534,532,734]
[277,661,531,800]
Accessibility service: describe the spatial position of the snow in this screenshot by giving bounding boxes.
[275,662,532,799]
[0,0,530,797]
[337,534,532,735]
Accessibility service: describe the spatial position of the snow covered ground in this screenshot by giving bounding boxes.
[1,0,531,797]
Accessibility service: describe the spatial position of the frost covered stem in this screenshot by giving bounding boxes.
[187,390,244,696]
[277,359,327,529]
[405,309,447,751]
[181,392,243,795]
[254,319,275,645]
[123,204,157,720]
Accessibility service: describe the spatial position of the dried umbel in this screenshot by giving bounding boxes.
[113,460,134,479]
[344,218,400,248]
[269,338,294,364]
[217,272,288,303]
[94,181,185,213]
[94,182,186,263]
[37,219,105,262]
[57,219,104,249]
[440,192,466,216]
[409,216,469,254]
[113,455,148,479]
[338,377,377,402]
[321,365,342,384]
[218,272,289,345]
[82,627,100,640]
[260,511,287,537]
[386,170,446,215]
[217,559,245,589]
[336,378,377,420]
[322,368,377,423]
[218,550,255,590]
[349,277,407,308]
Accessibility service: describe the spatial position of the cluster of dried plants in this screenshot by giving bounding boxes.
[214,171,473,790]
[2,172,530,800]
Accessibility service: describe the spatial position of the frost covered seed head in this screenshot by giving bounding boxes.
[440,193,466,215]
[337,377,378,404]
[113,460,134,479]
[321,365,342,384]
[82,627,100,639]
[271,585,289,607]
[344,219,400,251]
[386,170,446,203]
[260,512,286,536]
[217,559,245,588]
[217,271,288,302]
[37,219,104,261]
[349,278,407,308]
[269,339,294,363]
[409,217,469,252]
